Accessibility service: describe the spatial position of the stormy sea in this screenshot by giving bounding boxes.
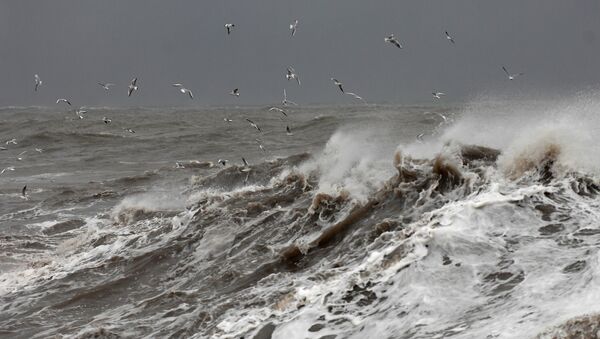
[1,98,600,339]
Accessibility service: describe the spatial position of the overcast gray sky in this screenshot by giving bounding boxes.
[1,1,599,107]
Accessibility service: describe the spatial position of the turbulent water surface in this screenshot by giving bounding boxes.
[1,101,600,339]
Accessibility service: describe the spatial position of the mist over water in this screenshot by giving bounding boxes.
[1,96,600,338]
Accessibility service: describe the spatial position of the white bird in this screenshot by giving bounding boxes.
[172,83,194,99]
[384,34,403,49]
[34,74,42,92]
[282,89,297,106]
[255,139,266,152]
[286,67,300,85]
[425,111,448,122]
[225,23,235,35]
[103,117,112,124]
[218,159,228,166]
[17,150,27,161]
[290,19,299,37]
[230,88,240,97]
[223,117,233,123]
[128,77,138,97]
[445,31,455,44]
[56,98,72,106]
[346,92,367,103]
[175,162,185,169]
[417,133,425,142]
[246,118,261,132]
[269,107,288,117]
[286,125,293,136]
[331,78,344,93]
[0,146,6,151]
[35,147,43,153]
[502,66,524,80]
[5,138,17,145]
[0,166,15,175]
[124,128,135,134]
[432,92,446,99]
[240,157,251,172]
[98,82,115,90]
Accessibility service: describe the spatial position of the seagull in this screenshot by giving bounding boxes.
[35,147,43,153]
[0,166,15,175]
[384,34,403,49]
[282,89,297,106]
[128,77,138,97]
[286,125,293,136]
[255,139,266,152]
[34,74,42,91]
[56,98,72,106]
[218,159,228,166]
[17,150,27,161]
[445,31,455,44]
[502,66,524,80]
[269,107,287,117]
[286,67,300,85]
[172,83,194,99]
[225,23,235,35]
[75,107,87,118]
[417,133,425,142]
[246,118,261,132]
[223,117,233,123]
[346,92,367,103]
[175,162,185,169]
[21,185,29,200]
[230,88,240,97]
[432,92,446,99]
[103,117,112,124]
[330,78,344,93]
[0,146,7,151]
[290,19,299,37]
[124,128,135,134]
[425,111,448,122]
[5,138,17,145]
[240,157,251,172]
[98,82,115,90]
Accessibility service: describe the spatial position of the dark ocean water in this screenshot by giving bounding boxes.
[1,102,599,338]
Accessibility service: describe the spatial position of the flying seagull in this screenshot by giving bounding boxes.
[346,92,367,104]
[282,89,297,106]
[223,117,233,123]
[98,82,115,90]
[172,84,194,99]
[103,117,112,124]
[384,34,403,49]
[246,118,261,132]
[502,66,524,80]
[56,98,72,106]
[445,31,455,44]
[290,19,299,37]
[286,67,300,85]
[218,159,228,166]
[34,74,42,92]
[123,128,135,134]
[5,138,17,145]
[35,147,43,153]
[0,166,15,175]
[255,139,266,152]
[225,23,235,35]
[128,77,138,97]
[21,185,29,199]
[286,125,293,136]
[269,107,287,117]
[432,92,446,99]
[230,88,240,97]
[17,150,27,161]
[240,157,251,172]
[330,78,344,93]
[75,108,87,120]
